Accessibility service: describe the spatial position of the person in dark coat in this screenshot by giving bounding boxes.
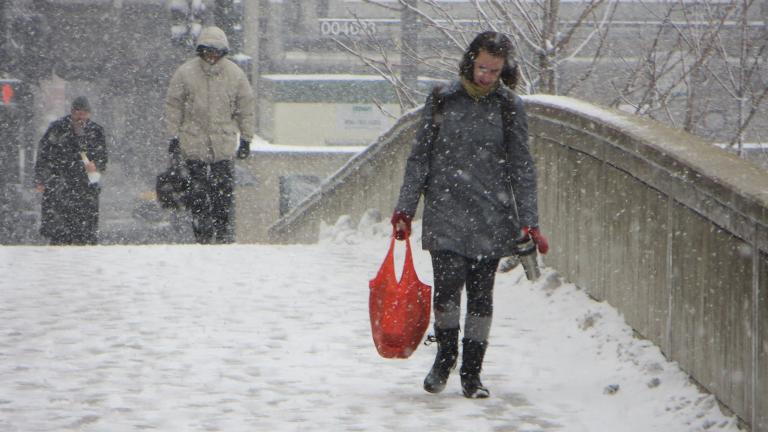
[34,96,107,245]
[391,31,550,398]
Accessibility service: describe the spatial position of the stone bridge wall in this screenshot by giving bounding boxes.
[268,95,768,430]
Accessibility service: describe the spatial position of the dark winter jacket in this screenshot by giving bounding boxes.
[35,115,108,244]
[395,80,539,258]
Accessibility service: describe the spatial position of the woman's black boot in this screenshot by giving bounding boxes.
[460,338,489,398]
[423,327,459,393]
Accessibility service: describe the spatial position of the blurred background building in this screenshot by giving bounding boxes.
[1,0,765,244]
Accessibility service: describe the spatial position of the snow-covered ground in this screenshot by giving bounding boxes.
[0,217,742,431]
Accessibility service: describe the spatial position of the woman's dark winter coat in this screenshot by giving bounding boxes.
[396,80,539,258]
[34,116,108,244]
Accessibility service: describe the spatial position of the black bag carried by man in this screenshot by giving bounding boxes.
[155,155,191,210]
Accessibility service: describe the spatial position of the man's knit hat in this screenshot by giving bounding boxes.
[71,96,91,112]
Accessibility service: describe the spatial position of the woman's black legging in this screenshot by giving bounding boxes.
[430,250,500,342]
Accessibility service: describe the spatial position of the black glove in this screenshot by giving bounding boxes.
[168,137,180,155]
[236,138,250,160]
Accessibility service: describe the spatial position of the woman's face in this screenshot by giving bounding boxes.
[472,49,505,90]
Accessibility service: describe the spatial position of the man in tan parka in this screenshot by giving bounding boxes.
[165,26,255,244]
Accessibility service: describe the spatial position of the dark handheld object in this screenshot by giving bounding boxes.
[157,138,190,210]
[236,138,250,160]
[168,137,180,156]
[515,234,541,281]
[156,164,191,210]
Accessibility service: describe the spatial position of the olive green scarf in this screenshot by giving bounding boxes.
[460,76,498,101]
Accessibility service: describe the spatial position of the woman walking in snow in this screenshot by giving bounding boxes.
[391,31,549,398]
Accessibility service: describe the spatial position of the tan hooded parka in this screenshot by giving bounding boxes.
[165,26,256,162]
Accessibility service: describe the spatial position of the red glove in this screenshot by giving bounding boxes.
[390,211,413,240]
[523,226,549,254]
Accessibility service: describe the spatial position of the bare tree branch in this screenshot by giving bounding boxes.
[333,0,767,151]
[360,0,404,13]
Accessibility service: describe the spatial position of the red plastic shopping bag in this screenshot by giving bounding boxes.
[369,235,432,359]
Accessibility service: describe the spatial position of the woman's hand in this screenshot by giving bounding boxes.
[390,211,413,240]
[523,226,549,254]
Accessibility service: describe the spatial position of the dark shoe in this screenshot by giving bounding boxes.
[460,338,490,398]
[423,327,459,394]
[424,362,455,393]
[461,373,490,398]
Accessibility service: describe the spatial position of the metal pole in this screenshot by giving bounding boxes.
[242,0,261,131]
[401,0,419,93]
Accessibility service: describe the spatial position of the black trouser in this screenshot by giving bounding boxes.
[430,250,500,341]
[186,159,235,244]
[42,184,100,246]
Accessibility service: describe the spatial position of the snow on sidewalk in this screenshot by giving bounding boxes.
[0,220,740,431]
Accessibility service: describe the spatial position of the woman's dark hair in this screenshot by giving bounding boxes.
[459,31,519,90]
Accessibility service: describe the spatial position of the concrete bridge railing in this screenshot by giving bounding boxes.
[268,95,768,431]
